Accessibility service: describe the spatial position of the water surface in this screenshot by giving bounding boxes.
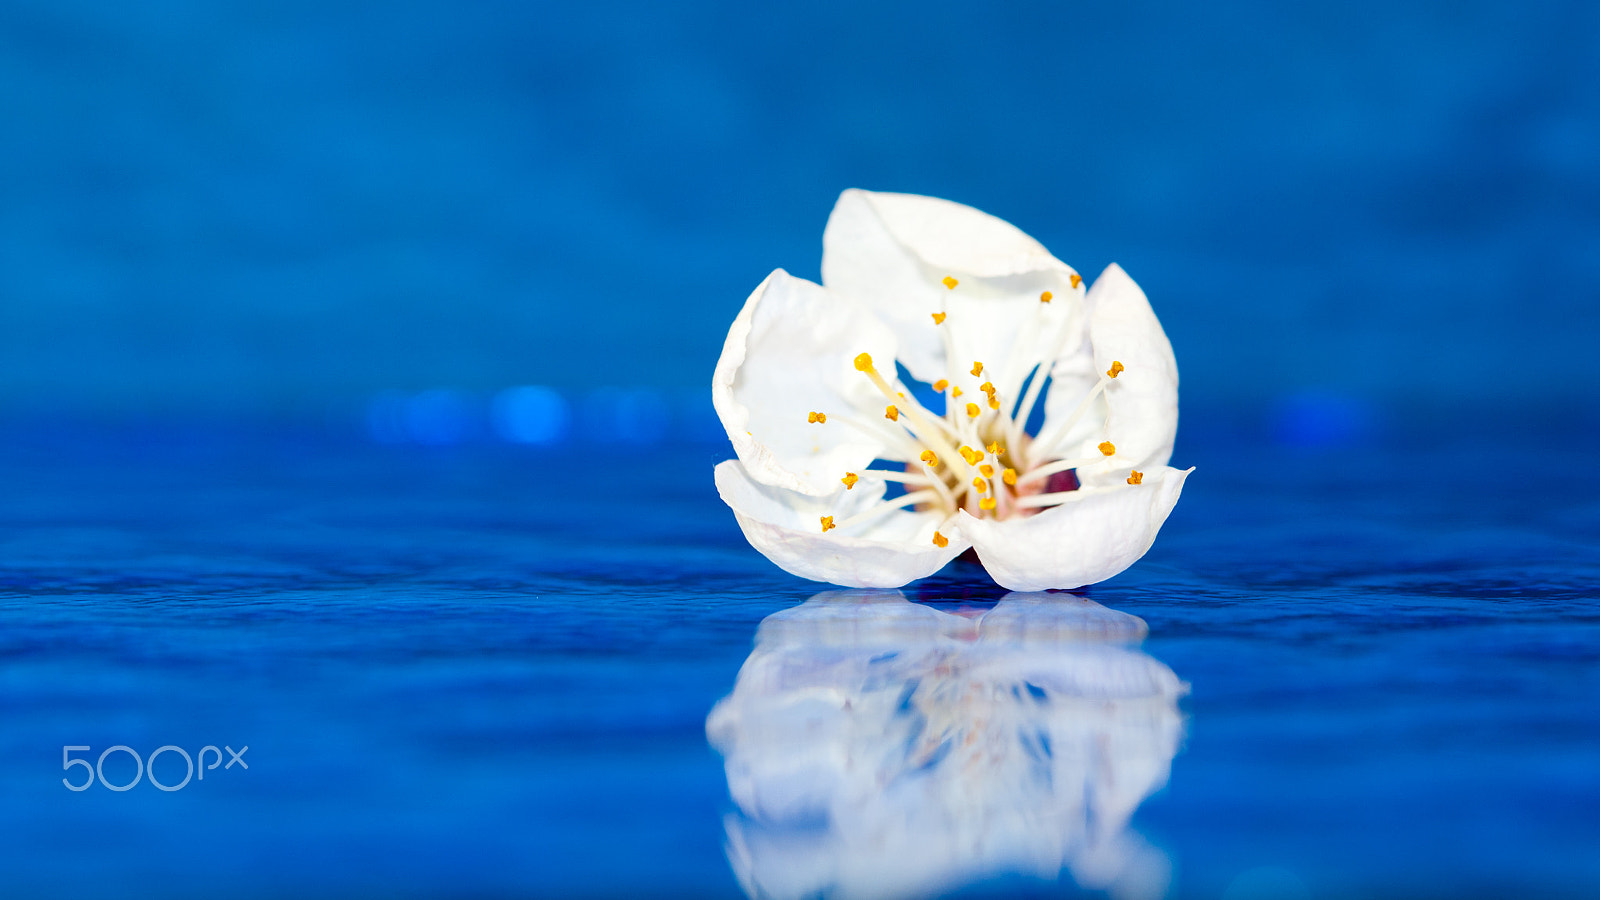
[1,423,1595,898]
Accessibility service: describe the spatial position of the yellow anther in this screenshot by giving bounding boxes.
[1107,360,1125,378]
[957,446,976,464]
[979,464,994,477]
[1127,470,1144,485]
[820,516,835,532]
[942,276,959,289]
[885,404,899,421]
[952,386,963,397]
[970,361,984,377]
[931,312,946,324]
[932,379,949,393]
[932,531,949,548]
[1070,273,1083,289]
[1099,441,1116,456]
[987,441,1003,456]
[920,449,939,467]
[1040,290,1053,303]
[842,472,859,489]
[979,381,994,395]
[979,497,996,510]
[973,477,988,493]
[853,352,873,371]
[988,395,1000,410]
[965,402,980,418]
[1002,468,1017,486]
[807,411,827,424]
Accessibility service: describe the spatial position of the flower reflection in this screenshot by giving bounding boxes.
[706,590,1186,900]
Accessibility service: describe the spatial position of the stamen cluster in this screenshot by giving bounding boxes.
[805,278,1141,542]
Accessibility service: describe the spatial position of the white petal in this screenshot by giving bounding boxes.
[715,460,969,588]
[713,269,907,496]
[961,466,1193,591]
[1041,264,1178,482]
[820,189,1081,392]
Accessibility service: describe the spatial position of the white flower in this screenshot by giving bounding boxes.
[713,190,1193,590]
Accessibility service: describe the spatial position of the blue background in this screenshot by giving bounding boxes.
[3,0,1597,427]
[2,3,1598,899]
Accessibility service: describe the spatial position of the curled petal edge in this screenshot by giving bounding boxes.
[715,460,970,588]
[711,269,903,496]
[827,189,1068,279]
[1083,263,1179,475]
[821,189,1081,387]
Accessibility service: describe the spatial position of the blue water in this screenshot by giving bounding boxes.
[1,422,1595,898]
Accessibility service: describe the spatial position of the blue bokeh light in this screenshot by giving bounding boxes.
[491,385,570,444]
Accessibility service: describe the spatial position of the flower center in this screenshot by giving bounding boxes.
[808,277,1140,540]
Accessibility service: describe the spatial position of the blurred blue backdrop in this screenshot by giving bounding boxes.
[3,0,1597,432]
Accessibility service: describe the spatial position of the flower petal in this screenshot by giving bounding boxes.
[1040,264,1178,482]
[716,460,969,588]
[961,465,1193,591]
[713,269,907,496]
[1088,264,1179,471]
[821,189,1081,392]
